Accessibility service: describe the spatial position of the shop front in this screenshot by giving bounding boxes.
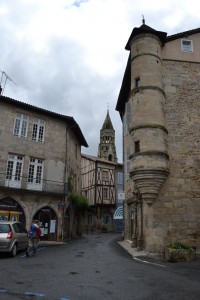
[0,197,25,224]
[33,206,58,241]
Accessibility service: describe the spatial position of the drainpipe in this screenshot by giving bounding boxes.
[62,124,69,242]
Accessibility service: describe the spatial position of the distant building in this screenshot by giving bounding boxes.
[82,110,124,232]
[98,110,118,163]
[81,153,116,232]
[0,94,88,241]
[116,22,200,255]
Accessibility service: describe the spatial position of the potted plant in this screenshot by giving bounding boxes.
[165,241,196,262]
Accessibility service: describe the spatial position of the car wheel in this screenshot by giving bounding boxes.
[10,243,17,257]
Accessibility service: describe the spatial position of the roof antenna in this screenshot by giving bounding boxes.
[0,70,16,95]
[142,15,145,25]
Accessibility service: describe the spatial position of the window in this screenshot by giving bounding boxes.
[135,77,141,87]
[102,170,108,181]
[108,154,113,161]
[103,187,108,199]
[105,136,109,143]
[117,172,123,185]
[13,113,28,138]
[135,141,140,153]
[32,119,45,142]
[27,158,43,190]
[5,154,23,188]
[102,213,112,225]
[181,39,193,52]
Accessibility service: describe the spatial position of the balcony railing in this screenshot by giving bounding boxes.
[0,172,65,195]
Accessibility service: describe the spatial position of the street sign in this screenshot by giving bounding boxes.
[118,192,125,201]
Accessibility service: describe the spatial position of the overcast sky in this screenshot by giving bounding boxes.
[0,0,199,163]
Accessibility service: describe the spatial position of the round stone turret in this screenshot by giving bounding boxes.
[127,24,169,205]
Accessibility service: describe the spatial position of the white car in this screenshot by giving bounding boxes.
[0,221,28,257]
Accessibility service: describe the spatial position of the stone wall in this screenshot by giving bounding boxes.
[143,60,200,254]
[0,99,83,239]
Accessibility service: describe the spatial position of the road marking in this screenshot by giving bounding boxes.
[1,288,70,299]
[24,292,45,296]
[133,257,166,267]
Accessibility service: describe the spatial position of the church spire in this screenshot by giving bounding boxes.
[98,109,118,163]
[101,109,114,131]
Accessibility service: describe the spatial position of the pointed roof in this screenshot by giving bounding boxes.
[116,23,200,117]
[101,110,114,130]
[125,23,167,50]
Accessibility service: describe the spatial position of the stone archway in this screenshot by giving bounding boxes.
[0,197,26,225]
[33,206,58,241]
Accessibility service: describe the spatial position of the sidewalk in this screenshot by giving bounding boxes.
[38,240,67,246]
[118,239,148,258]
[118,238,200,274]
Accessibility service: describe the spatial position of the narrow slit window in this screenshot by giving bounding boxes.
[135,141,140,153]
[135,77,141,88]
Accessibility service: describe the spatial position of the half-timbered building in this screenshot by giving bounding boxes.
[81,109,124,232]
[81,153,116,232]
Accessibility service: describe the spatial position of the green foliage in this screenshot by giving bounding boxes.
[167,241,193,251]
[69,194,89,212]
[67,176,73,194]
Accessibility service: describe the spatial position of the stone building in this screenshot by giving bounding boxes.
[116,21,200,256]
[98,109,118,163]
[0,94,88,241]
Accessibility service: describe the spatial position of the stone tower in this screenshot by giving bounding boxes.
[116,22,200,255]
[98,110,118,163]
[126,22,169,205]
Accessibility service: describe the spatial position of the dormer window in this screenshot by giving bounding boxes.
[181,39,193,52]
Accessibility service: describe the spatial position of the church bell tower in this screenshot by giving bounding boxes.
[98,110,118,163]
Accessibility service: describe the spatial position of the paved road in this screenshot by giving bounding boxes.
[0,233,199,300]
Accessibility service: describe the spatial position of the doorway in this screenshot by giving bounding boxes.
[34,206,57,241]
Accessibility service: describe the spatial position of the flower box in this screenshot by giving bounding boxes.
[165,243,196,262]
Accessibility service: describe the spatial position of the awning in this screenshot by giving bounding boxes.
[113,206,123,220]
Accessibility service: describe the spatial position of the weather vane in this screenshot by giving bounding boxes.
[142,15,145,25]
[0,70,16,95]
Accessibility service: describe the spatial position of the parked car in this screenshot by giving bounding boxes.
[0,221,28,257]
